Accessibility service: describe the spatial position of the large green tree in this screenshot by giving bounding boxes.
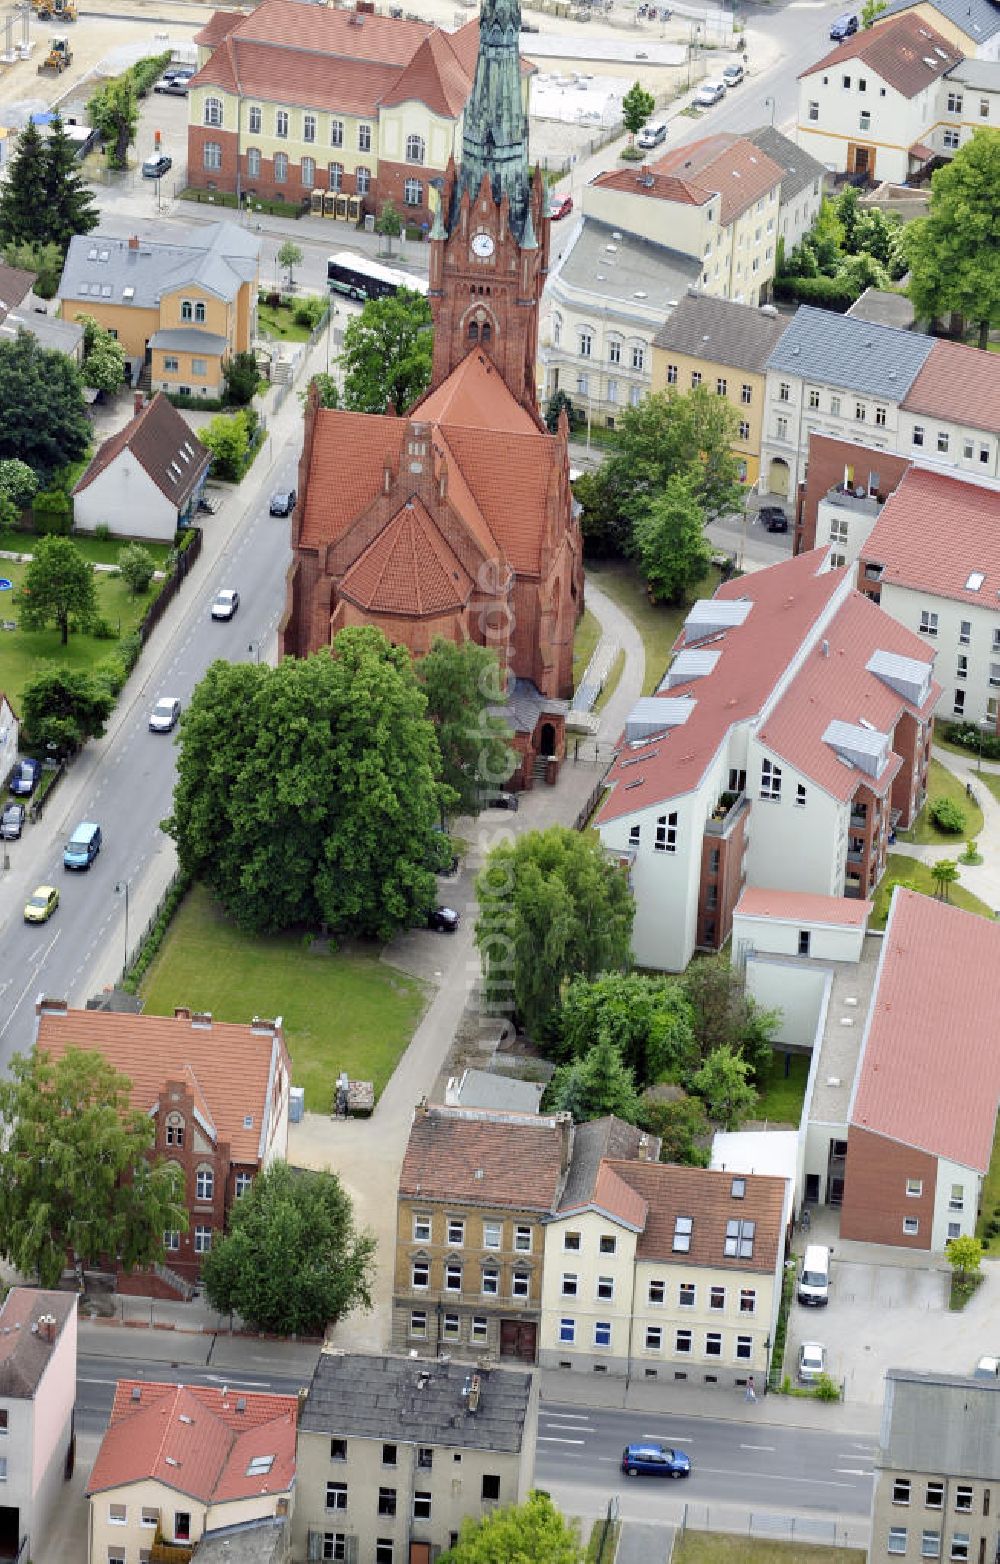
[20,665,114,754]
[341,288,433,414]
[681,952,779,1083]
[548,1035,642,1124]
[441,1492,583,1564]
[0,1048,186,1287]
[88,73,138,170]
[571,468,631,559]
[907,131,1000,349]
[0,121,49,249]
[19,535,97,645]
[622,80,655,142]
[555,971,698,1087]
[201,1162,374,1335]
[633,469,711,605]
[166,628,450,937]
[0,458,39,512]
[416,637,515,813]
[689,1044,758,1130]
[78,313,126,395]
[0,331,90,477]
[641,1092,711,1166]
[41,112,100,249]
[476,826,634,1035]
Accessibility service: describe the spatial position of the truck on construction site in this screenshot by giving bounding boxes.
[37,35,72,71]
[33,0,77,23]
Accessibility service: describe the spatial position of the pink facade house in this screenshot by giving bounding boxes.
[0,1288,78,1563]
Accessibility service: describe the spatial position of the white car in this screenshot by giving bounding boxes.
[149,697,181,733]
[211,589,240,621]
[637,122,667,150]
[798,1341,827,1382]
[694,80,726,107]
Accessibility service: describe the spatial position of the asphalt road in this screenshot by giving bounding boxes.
[0,442,300,1070]
[534,1400,875,1521]
[76,1347,317,1435]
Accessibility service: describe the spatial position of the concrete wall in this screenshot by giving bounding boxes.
[73,455,176,542]
[796,68,924,183]
[629,1259,776,1386]
[31,1305,77,1551]
[840,1125,938,1248]
[582,183,712,257]
[745,739,846,897]
[735,915,867,967]
[930,1155,979,1251]
[742,956,832,1048]
[896,408,1000,482]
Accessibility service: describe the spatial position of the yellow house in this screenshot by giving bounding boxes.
[57,222,260,398]
[651,293,789,487]
[870,0,1000,58]
[86,1380,297,1564]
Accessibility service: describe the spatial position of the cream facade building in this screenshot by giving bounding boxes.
[872,0,1000,59]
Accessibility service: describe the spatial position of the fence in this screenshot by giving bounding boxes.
[137,526,203,646]
[27,759,68,824]
[118,867,186,989]
[678,1503,869,1551]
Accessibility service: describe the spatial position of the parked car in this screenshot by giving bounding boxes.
[548,194,574,221]
[637,121,667,149]
[163,63,195,80]
[829,11,858,37]
[798,1341,827,1382]
[428,905,460,932]
[211,589,240,621]
[269,488,297,517]
[758,505,789,532]
[153,76,190,95]
[722,61,745,86]
[24,884,59,923]
[973,1357,1000,1380]
[481,789,519,812]
[9,757,41,797]
[142,153,173,179]
[694,80,726,107]
[149,696,182,733]
[621,1443,691,1478]
[1,801,25,839]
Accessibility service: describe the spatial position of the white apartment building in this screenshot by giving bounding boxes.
[594,550,939,972]
[745,125,827,252]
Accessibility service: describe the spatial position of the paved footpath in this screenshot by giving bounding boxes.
[890,745,1000,913]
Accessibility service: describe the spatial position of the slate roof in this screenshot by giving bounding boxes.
[35,1001,288,1164]
[764,304,934,399]
[449,1068,544,1115]
[556,218,701,313]
[849,889,1000,1171]
[900,337,1000,432]
[799,13,962,96]
[492,676,569,736]
[0,312,84,357]
[0,1289,75,1400]
[735,888,873,927]
[59,223,259,312]
[743,125,826,205]
[557,1116,655,1213]
[0,261,34,320]
[398,1103,568,1211]
[945,54,1000,85]
[861,466,1000,608]
[73,391,210,509]
[652,292,788,373]
[605,1160,786,1273]
[881,1368,1000,1479]
[879,0,1000,43]
[87,1382,298,1501]
[300,1354,532,1452]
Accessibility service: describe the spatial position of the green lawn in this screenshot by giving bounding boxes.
[673,1536,864,1564]
[585,558,722,695]
[757,1051,810,1126]
[0,529,172,570]
[139,883,429,1112]
[0,555,164,706]
[976,1116,1000,1255]
[898,756,984,844]
[572,606,601,689]
[257,299,323,343]
[872,853,996,928]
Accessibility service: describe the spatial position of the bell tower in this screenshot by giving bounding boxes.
[426,0,549,412]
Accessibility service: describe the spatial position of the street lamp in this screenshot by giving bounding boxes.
[764,95,776,127]
[115,881,129,978]
[977,716,992,774]
[687,23,702,90]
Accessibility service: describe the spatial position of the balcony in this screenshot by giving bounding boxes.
[824,482,884,518]
[849,807,867,828]
[705,791,748,838]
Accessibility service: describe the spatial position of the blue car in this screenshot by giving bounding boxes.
[9,757,41,797]
[621,1442,691,1478]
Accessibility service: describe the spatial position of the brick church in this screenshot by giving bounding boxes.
[279,0,584,785]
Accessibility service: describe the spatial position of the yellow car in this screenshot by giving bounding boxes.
[24,885,59,923]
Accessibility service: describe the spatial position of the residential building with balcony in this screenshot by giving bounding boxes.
[795,14,964,182]
[34,999,290,1296]
[392,1103,574,1364]
[293,1353,535,1564]
[759,306,935,499]
[0,1290,77,1564]
[593,550,939,971]
[187,0,524,225]
[650,292,788,486]
[86,1381,297,1564]
[871,0,1000,60]
[871,1368,1000,1564]
[793,433,911,560]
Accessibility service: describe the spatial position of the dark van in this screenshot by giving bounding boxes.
[830,12,858,38]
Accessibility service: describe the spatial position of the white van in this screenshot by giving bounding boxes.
[798,1244,831,1307]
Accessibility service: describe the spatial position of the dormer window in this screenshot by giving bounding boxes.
[673,1215,692,1253]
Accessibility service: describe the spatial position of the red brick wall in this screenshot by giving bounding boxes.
[697,803,747,950]
[890,710,930,830]
[794,435,910,556]
[840,1125,937,1248]
[154,1077,231,1283]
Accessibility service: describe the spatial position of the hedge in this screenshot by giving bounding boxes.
[941,720,1000,763]
[773,273,859,312]
[122,871,192,993]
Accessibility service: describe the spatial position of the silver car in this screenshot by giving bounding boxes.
[798,1341,827,1382]
[149,697,182,733]
[694,80,726,107]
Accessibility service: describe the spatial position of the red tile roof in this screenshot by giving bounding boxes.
[398,1104,568,1211]
[799,13,961,97]
[900,337,1000,432]
[597,551,846,825]
[193,7,241,47]
[592,1162,649,1229]
[339,496,472,615]
[861,466,1000,608]
[759,588,940,803]
[88,1382,298,1502]
[606,1160,786,1273]
[35,1004,288,1164]
[73,391,210,509]
[645,133,784,224]
[850,889,1000,1169]
[381,29,472,117]
[591,166,711,210]
[735,888,873,927]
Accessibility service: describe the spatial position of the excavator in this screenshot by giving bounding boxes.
[32,0,77,23]
[36,34,73,71]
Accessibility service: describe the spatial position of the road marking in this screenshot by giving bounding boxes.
[698,1465,860,1489]
[543,1411,595,1421]
[644,1432,694,1442]
[740,1443,775,1452]
[537,1436,586,1445]
[836,1467,872,1476]
[0,927,62,1039]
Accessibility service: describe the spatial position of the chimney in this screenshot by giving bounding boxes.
[638,1133,652,1162]
[191,1010,213,1028]
[128,234,140,250]
[417,1096,430,1117]
[36,997,68,1017]
[174,1006,192,1021]
[821,639,830,657]
[556,1111,573,1174]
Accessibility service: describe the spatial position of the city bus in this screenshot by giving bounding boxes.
[326,251,429,303]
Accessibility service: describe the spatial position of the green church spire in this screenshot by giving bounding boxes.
[455,0,531,241]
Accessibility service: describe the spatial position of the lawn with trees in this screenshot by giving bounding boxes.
[775,184,909,311]
[0,1047,186,1287]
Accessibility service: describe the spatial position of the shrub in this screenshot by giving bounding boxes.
[119,631,142,676]
[117,542,156,595]
[813,1372,841,1402]
[942,720,1000,763]
[90,616,118,640]
[164,391,225,412]
[773,273,859,312]
[929,795,966,834]
[32,488,73,535]
[93,523,111,542]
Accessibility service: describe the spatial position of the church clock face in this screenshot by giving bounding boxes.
[471,231,495,259]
